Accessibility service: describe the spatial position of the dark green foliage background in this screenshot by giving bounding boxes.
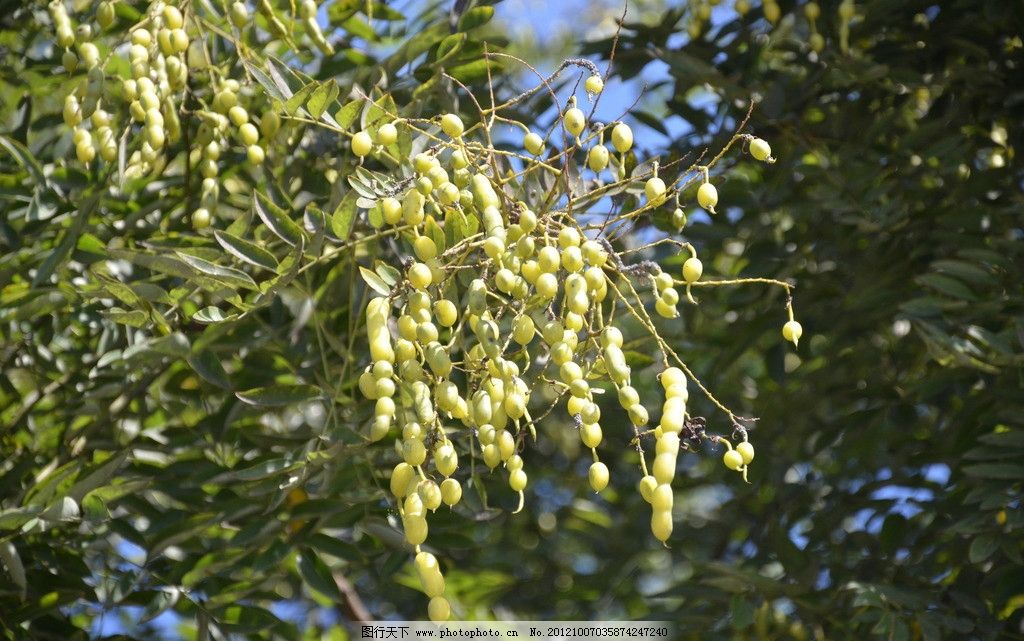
[1,1,1023,639]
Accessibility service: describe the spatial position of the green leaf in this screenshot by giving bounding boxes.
[364,93,398,130]
[242,60,289,102]
[0,506,42,531]
[916,273,977,301]
[931,259,995,286]
[111,252,188,280]
[175,252,258,290]
[284,82,317,116]
[192,307,239,323]
[139,588,180,624]
[33,194,100,287]
[347,172,382,200]
[458,6,494,31]
[236,384,322,407]
[436,33,466,64]
[447,59,502,84]
[374,261,401,286]
[630,110,669,136]
[214,230,279,270]
[359,266,392,296]
[445,206,477,246]
[81,493,110,522]
[304,205,326,236]
[335,99,364,130]
[211,458,301,483]
[962,463,1024,479]
[68,453,128,503]
[968,535,999,564]
[297,549,343,601]
[624,350,655,368]
[978,430,1024,448]
[0,134,46,186]
[254,191,304,247]
[133,332,191,359]
[217,605,285,632]
[6,290,69,322]
[413,72,441,100]
[188,350,232,390]
[367,2,404,20]
[729,595,755,629]
[340,14,376,41]
[424,217,445,253]
[0,542,26,599]
[307,533,363,562]
[307,79,339,120]
[102,308,150,327]
[226,207,253,237]
[367,201,384,228]
[331,191,359,239]
[27,189,59,222]
[41,496,79,522]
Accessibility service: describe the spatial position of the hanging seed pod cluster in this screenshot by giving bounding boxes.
[46,0,806,622]
[350,65,801,620]
[51,0,325,227]
[700,0,856,54]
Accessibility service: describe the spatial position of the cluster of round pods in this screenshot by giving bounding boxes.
[349,72,801,620]
[54,0,195,177]
[47,3,805,619]
[50,1,327,229]
[688,1,854,54]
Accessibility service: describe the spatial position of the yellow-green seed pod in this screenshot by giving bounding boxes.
[651,509,673,542]
[97,1,116,29]
[496,429,516,460]
[697,182,718,213]
[164,5,184,30]
[418,479,443,511]
[425,342,452,377]
[402,189,425,226]
[587,144,609,172]
[627,403,649,427]
[723,449,744,471]
[563,107,585,137]
[611,123,633,153]
[433,299,457,327]
[652,452,677,484]
[440,113,464,138]
[404,514,428,545]
[580,423,602,448]
[523,131,544,155]
[435,444,459,477]
[261,111,281,138]
[415,552,446,597]
[440,478,462,506]
[638,475,658,503]
[471,174,500,209]
[482,443,501,468]
[682,257,703,283]
[589,462,609,492]
[391,462,415,497]
[509,468,528,491]
[427,596,450,622]
[351,130,372,157]
[783,320,803,346]
[651,483,673,511]
[536,273,558,299]
[512,315,535,345]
